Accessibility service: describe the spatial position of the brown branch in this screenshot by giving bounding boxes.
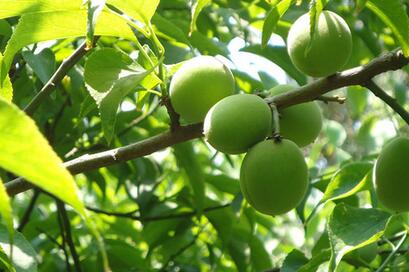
[161,95,180,131]
[362,80,409,125]
[5,49,409,196]
[86,203,231,222]
[24,38,98,116]
[17,190,40,232]
[316,95,346,104]
[266,49,409,107]
[57,201,82,272]
[6,123,203,196]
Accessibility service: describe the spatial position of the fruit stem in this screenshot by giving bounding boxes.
[270,103,281,142]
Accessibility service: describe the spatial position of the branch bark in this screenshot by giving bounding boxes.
[24,39,97,116]
[5,49,409,196]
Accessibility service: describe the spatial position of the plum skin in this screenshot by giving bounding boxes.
[374,137,409,212]
[169,56,235,124]
[270,84,322,147]
[204,94,272,154]
[287,10,352,77]
[240,139,309,215]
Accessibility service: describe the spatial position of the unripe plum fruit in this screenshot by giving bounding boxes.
[240,139,308,215]
[169,56,235,124]
[287,10,352,77]
[204,94,272,154]
[270,85,322,147]
[374,137,409,212]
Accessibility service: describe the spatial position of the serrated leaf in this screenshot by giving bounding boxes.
[86,0,106,46]
[327,204,391,271]
[0,53,12,102]
[0,225,37,272]
[0,178,12,257]
[366,0,409,57]
[107,0,160,23]
[299,249,331,272]
[21,48,56,84]
[0,97,85,216]
[321,162,373,203]
[306,0,328,55]
[84,48,154,142]
[190,0,211,35]
[241,45,307,85]
[262,0,293,47]
[173,142,205,213]
[2,5,135,75]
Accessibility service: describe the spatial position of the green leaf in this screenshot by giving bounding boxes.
[321,162,373,203]
[0,64,12,102]
[299,249,331,272]
[0,178,12,257]
[262,0,293,48]
[366,0,409,57]
[173,142,205,213]
[347,86,368,119]
[0,97,85,215]
[84,48,154,142]
[21,48,56,84]
[205,174,240,195]
[308,0,328,53]
[0,225,37,272]
[327,204,391,271]
[190,0,211,34]
[0,245,15,272]
[2,7,135,74]
[322,120,347,147]
[249,236,272,271]
[107,0,160,23]
[241,45,307,85]
[282,249,309,272]
[86,0,105,46]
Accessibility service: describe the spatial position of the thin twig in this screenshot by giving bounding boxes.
[57,201,82,272]
[316,95,346,104]
[363,80,409,125]
[161,95,180,131]
[86,203,231,222]
[56,203,72,272]
[24,38,98,116]
[376,231,407,272]
[17,190,40,232]
[36,227,72,272]
[5,49,409,196]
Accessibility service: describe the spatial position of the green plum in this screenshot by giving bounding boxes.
[240,139,309,215]
[204,94,272,154]
[374,137,409,212]
[169,56,235,124]
[287,10,352,77]
[270,84,322,147]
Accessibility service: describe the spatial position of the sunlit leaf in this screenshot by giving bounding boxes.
[327,204,390,271]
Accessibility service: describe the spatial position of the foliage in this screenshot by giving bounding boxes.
[1,0,409,271]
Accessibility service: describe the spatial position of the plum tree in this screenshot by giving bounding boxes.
[240,139,308,215]
[204,94,272,154]
[169,55,235,124]
[270,84,322,147]
[374,137,409,212]
[287,10,352,77]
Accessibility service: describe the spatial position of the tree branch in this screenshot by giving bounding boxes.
[316,95,346,104]
[5,49,409,196]
[86,203,231,222]
[24,39,97,116]
[362,80,409,125]
[17,190,40,232]
[57,201,82,272]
